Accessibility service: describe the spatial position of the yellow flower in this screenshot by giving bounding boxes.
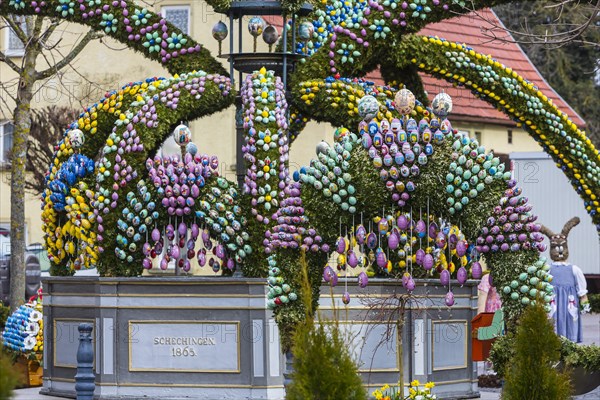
[411,379,420,387]
[382,384,390,391]
[425,382,435,389]
[372,389,383,400]
[409,388,416,396]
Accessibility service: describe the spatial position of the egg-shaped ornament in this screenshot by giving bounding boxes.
[471,261,483,279]
[358,95,380,122]
[431,92,453,118]
[68,129,85,150]
[394,89,416,116]
[440,269,450,286]
[212,21,228,55]
[173,124,192,147]
[262,25,279,52]
[316,140,330,155]
[248,16,266,51]
[248,16,266,37]
[298,21,314,41]
[445,291,455,306]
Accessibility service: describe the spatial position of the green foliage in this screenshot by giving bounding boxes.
[285,255,366,400]
[488,333,516,378]
[0,350,19,400]
[501,302,572,400]
[559,337,600,372]
[588,293,600,314]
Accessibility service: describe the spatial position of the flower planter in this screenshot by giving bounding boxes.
[14,355,42,388]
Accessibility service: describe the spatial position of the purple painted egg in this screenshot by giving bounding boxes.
[178,222,187,236]
[216,244,225,259]
[456,240,467,257]
[358,271,368,288]
[423,253,434,270]
[160,258,169,270]
[406,277,416,292]
[142,258,152,269]
[440,269,450,286]
[457,267,468,284]
[429,222,438,239]
[388,230,399,249]
[356,225,367,244]
[445,291,455,306]
[227,258,235,270]
[151,228,161,242]
[166,224,175,240]
[336,237,347,254]
[197,251,206,266]
[415,220,426,238]
[342,292,351,305]
[397,214,409,230]
[191,223,199,239]
[471,262,482,279]
[171,246,180,259]
[435,232,447,248]
[376,248,387,268]
[323,266,336,283]
[366,232,378,249]
[347,251,359,268]
[415,248,425,265]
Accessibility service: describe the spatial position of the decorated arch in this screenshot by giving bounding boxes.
[2,0,598,347]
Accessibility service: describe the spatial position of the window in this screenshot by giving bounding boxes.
[4,15,28,56]
[0,122,14,163]
[474,131,482,144]
[507,129,513,144]
[161,5,190,35]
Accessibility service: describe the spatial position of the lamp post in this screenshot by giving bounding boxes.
[212,1,313,188]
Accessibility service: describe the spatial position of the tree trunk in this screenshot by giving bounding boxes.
[9,47,37,312]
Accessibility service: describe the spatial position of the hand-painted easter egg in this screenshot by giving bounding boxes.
[440,269,450,286]
[358,271,368,288]
[423,253,434,270]
[212,21,228,41]
[445,291,455,306]
[394,88,415,115]
[457,267,468,284]
[431,92,453,117]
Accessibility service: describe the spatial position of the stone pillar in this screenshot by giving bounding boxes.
[75,323,95,400]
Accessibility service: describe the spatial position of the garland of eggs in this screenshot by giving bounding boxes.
[241,68,289,226]
[2,294,43,356]
[475,179,546,254]
[139,140,250,273]
[357,90,446,208]
[501,258,554,309]
[1,0,220,75]
[296,130,359,214]
[266,256,299,309]
[444,131,511,215]
[40,70,233,275]
[265,181,327,253]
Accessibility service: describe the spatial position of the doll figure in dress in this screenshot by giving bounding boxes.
[541,217,590,343]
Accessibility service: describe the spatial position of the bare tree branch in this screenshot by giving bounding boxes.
[2,15,28,45]
[469,0,600,49]
[35,29,103,80]
[0,50,23,74]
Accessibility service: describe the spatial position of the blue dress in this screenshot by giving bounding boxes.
[549,263,582,343]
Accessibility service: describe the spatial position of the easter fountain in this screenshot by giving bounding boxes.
[1,0,598,398]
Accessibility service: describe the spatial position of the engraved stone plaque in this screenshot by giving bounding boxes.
[53,319,95,369]
[432,320,467,371]
[129,321,240,372]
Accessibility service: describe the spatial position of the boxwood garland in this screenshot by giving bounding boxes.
[0,0,226,75]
